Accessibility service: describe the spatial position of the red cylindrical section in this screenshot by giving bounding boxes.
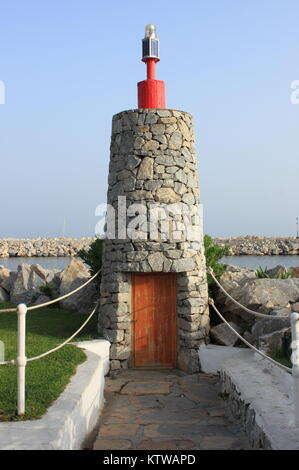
[146,59,156,80]
[138,79,166,109]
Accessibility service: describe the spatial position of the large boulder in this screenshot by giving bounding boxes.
[220,264,256,283]
[30,264,57,284]
[215,264,256,306]
[0,266,11,293]
[58,259,99,313]
[0,287,9,302]
[258,328,291,355]
[217,277,299,321]
[265,265,289,277]
[290,267,299,278]
[6,258,98,313]
[212,264,299,354]
[251,314,290,341]
[32,294,51,306]
[10,264,32,303]
[59,259,90,296]
[10,264,46,304]
[60,278,99,314]
[210,321,242,346]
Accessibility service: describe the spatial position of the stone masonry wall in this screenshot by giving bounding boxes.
[220,371,272,449]
[99,109,210,373]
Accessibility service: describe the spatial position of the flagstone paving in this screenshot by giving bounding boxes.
[92,370,251,450]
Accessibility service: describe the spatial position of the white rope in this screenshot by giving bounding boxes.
[209,298,292,373]
[0,359,15,366]
[27,301,99,362]
[28,269,101,311]
[0,301,99,366]
[0,268,101,313]
[207,268,288,320]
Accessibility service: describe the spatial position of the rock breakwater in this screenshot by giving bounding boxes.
[214,236,299,256]
[0,238,95,258]
[1,236,299,258]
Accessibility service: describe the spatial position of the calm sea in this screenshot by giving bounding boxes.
[220,255,299,270]
[0,257,74,271]
[1,255,299,272]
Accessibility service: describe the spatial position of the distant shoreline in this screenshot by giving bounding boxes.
[214,236,299,256]
[0,237,95,258]
[0,236,299,257]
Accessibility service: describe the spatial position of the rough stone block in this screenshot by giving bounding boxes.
[103,329,124,343]
[110,344,131,360]
[172,258,195,272]
[210,322,242,347]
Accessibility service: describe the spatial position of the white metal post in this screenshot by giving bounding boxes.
[291,311,299,426]
[16,303,27,415]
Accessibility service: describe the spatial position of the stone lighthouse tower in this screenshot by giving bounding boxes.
[99,25,209,373]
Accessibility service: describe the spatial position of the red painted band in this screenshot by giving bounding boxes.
[137,80,166,109]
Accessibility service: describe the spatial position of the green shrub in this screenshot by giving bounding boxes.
[255,266,271,278]
[77,237,103,284]
[255,266,292,279]
[204,235,229,286]
[278,271,293,279]
[39,284,53,299]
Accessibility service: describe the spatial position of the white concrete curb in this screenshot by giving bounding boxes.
[199,344,299,450]
[199,344,252,374]
[0,339,110,450]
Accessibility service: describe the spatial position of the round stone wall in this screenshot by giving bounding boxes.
[99,109,210,373]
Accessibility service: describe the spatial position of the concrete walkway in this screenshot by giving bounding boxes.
[92,370,250,450]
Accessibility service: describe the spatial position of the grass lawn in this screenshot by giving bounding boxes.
[0,302,99,421]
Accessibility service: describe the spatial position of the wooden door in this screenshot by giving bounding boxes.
[132,273,176,368]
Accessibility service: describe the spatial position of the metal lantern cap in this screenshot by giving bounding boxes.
[142,23,160,61]
[144,24,157,39]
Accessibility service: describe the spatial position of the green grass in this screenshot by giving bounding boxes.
[0,302,99,421]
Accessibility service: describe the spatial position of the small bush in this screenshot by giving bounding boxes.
[255,266,271,278]
[278,271,293,279]
[39,284,53,299]
[255,266,292,279]
[77,237,103,284]
[204,235,229,286]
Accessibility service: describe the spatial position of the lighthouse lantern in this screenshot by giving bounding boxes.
[142,24,160,61]
[138,24,165,108]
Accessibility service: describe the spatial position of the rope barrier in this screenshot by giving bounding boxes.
[0,301,99,366]
[0,359,15,366]
[207,267,288,320]
[208,298,292,373]
[0,268,101,313]
[27,301,99,362]
[0,267,102,367]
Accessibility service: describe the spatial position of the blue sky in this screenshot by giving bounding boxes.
[0,0,298,238]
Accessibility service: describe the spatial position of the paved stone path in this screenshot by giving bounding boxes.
[92,370,250,450]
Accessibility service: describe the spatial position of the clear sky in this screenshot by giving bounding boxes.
[0,0,298,238]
